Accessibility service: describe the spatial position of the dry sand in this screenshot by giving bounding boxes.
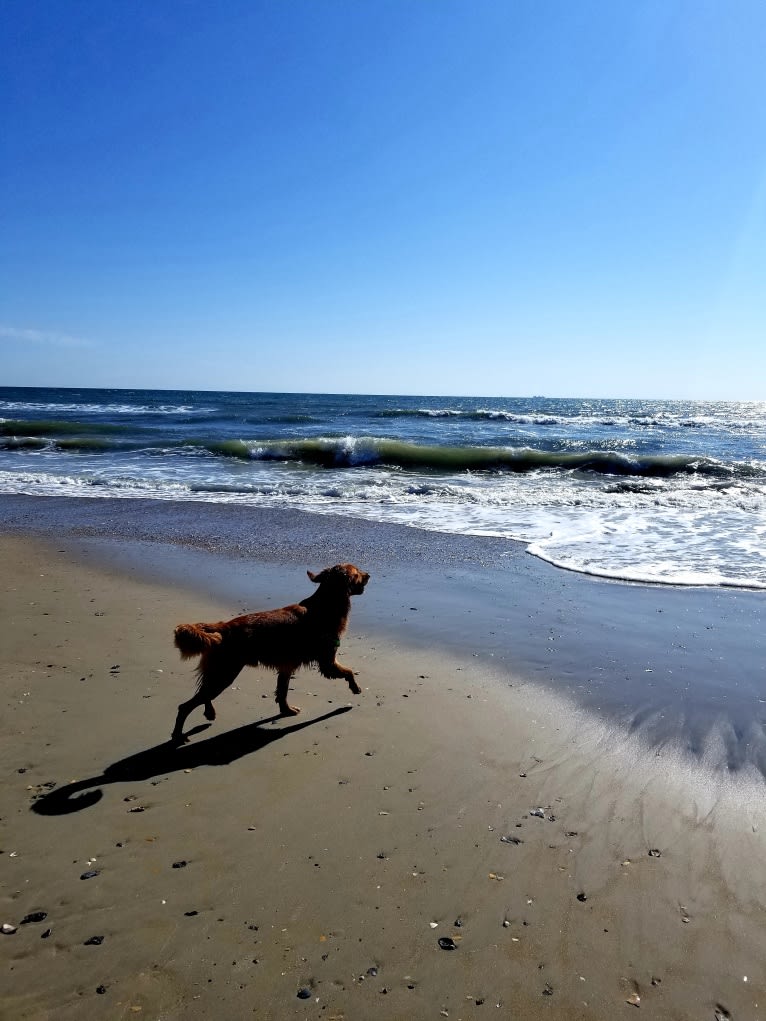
[1,532,765,1020]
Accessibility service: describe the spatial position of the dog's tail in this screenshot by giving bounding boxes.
[174,623,224,660]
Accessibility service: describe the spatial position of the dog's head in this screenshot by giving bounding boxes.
[307,563,370,595]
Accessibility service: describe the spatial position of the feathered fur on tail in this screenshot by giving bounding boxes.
[174,623,223,660]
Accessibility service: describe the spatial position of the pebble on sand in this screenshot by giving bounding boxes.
[21,912,47,924]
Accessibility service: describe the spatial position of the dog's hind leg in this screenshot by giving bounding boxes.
[172,654,243,744]
[275,669,300,717]
[172,692,208,744]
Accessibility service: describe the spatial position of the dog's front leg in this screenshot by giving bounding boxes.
[319,659,362,696]
[275,670,300,716]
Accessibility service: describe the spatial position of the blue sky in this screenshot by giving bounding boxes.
[2,1,765,398]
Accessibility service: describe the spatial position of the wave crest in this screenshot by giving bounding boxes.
[202,436,754,479]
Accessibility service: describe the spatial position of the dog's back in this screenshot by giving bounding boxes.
[174,603,312,667]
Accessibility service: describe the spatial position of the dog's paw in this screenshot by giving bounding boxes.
[170,733,189,746]
[349,680,362,695]
[278,704,301,717]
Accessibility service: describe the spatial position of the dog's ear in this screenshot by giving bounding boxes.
[308,566,347,586]
[308,565,362,588]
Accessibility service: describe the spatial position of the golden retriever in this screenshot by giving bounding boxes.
[171,563,369,743]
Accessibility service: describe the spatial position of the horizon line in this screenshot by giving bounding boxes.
[0,383,763,404]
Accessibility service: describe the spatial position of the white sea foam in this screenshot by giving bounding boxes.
[5,459,764,588]
[0,399,206,416]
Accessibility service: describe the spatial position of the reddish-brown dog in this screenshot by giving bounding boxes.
[171,563,370,743]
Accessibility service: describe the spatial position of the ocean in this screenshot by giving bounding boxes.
[1,386,765,589]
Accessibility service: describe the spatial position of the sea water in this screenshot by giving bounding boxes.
[1,387,764,589]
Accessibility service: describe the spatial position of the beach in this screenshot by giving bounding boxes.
[2,497,766,1020]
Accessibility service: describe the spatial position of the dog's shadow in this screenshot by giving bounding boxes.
[31,706,353,817]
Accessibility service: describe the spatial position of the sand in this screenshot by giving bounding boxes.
[1,516,765,1020]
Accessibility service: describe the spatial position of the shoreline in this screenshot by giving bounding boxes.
[1,493,765,775]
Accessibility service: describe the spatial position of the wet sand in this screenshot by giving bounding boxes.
[2,495,765,773]
[1,500,766,1019]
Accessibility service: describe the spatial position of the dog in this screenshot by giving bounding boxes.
[171,563,370,744]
